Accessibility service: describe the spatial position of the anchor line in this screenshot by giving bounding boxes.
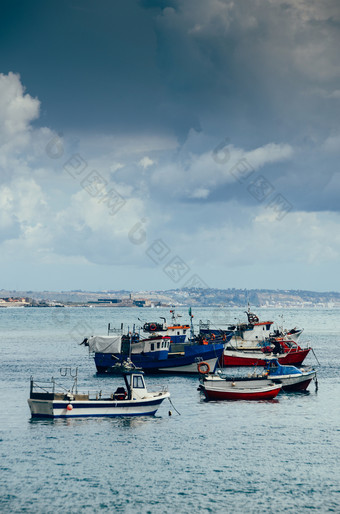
[311,348,320,366]
[168,397,181,415]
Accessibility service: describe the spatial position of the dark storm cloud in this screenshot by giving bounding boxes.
[2,0,340,215]
[146,0,340,144]
[1,0,168,132]
[2,0,339,141]
[137,0,340,213]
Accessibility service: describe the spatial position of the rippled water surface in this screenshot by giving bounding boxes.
[1,307,340,513]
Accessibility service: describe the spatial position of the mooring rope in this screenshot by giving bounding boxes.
[168,397,181,415]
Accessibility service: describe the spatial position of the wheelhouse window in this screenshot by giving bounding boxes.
[157,342,160,349]
[133,375,145,389]
[151,343,154,351]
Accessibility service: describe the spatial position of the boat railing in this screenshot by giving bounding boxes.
[198,320,232,331]
[86,389,127,400]
[108,322,124,336]
[158,385,168,393]
[30,378,132,401]
[30,378,55,395]
[30,377,78,395]
[199,320,210,330]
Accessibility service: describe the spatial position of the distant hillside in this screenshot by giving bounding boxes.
[169,288,340,308]
[1,288,340,308]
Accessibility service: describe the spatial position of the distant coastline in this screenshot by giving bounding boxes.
[1,288,340,309]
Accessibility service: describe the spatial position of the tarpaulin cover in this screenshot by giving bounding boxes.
[87,335,122,354]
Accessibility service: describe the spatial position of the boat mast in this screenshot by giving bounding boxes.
[189,307,194,340]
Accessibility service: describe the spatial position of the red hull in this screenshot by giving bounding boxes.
[223,348,311,367]
[203,385,281,401]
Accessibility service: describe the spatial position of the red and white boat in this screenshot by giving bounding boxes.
[199,372,282,401]
[223,308,310,366]
[227,308,304,350]
[223,343,311,367]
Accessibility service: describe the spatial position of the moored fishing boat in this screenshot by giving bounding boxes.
[28,369,170,418]
[223,342,311,367]
[141,309,190,343]
[198,363,282,401]
[143,308,233,346]
[82,332,224,374]
[226,308,304,350]
[262,359,317,391]
[196,307,309,366]
[221,307,310,366]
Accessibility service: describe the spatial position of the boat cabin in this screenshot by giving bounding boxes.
[123,371,148,400]
[86,334,170,357]
[143,322,166,332]
[264,359,301,376]
[143,321,190,340]
[142,309,190,343]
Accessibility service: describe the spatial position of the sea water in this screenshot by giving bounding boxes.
[0,306,339,513]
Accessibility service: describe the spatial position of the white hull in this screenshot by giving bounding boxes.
[202,376,271,391]
[28,393,170,418]
[157,356,219,374]
[228,338,265,350]
[268,370,316,389]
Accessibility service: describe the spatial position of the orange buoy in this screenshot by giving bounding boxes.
[67,404,73,411]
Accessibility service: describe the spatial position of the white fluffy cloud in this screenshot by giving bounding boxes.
[138,156,155,169]
[149,136,293,199]
[0,72,40,145]
[0,73,151,266]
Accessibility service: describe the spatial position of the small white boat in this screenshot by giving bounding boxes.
[198,364,282,401]
[199,375,282,401]
[28,369,170,418]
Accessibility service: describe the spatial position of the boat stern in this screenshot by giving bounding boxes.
[28,398,54,418]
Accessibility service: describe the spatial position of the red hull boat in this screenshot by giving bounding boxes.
[199,374,282,401]
[223,347,311,367]
[203,385,282,401]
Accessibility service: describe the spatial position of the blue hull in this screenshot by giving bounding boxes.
[31,411,159,418]
[94,343,224,374]
[168,334,186,344]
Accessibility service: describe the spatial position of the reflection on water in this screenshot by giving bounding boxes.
[29,414,159,430]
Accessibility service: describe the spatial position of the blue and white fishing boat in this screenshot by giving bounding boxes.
[82,332,224,374]
[28,369,170,418]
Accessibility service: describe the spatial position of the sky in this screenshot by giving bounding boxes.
[1,0,340,292]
